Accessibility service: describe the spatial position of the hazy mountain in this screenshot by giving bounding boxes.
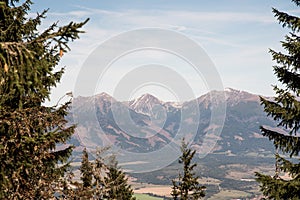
[68,88,277,198]
[70,88,274,158]
[71,92,176,154]
[128,93,164,116]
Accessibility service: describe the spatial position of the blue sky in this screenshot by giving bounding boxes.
[30,0,299,102]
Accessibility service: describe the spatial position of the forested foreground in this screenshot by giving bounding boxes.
[0,0,299,199]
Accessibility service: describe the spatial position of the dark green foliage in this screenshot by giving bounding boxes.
[62,147,136,199]
[0,0,88,198]
[255,0,300,199]
[104,159,136,200]
[92,146,111,199]
[171,180,180,200]
[80,148,93,188]
[171,139,206,200]
[90,148,136,199]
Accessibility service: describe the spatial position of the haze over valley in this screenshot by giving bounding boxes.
[68,88,277,199]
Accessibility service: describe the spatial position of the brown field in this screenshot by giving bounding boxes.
[133,183,172,197]
[132,177,221,198]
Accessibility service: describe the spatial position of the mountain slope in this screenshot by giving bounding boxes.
[70,88,275,158]
[71,92,175,154]
[69,88,277,198]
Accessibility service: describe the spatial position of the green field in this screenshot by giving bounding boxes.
[207,189,252,200]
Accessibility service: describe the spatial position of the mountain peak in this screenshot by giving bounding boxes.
[95,92,112,98]
[129,94,164,116]
[137,93,161,102]
[98,92,112,97]
[221,88,260,106]
[195,88,260,108]
[93,92,116,103]
[224,87,241,93]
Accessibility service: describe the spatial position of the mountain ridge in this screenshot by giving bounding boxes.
[71,88,274,157]
[69,88,276,197]
[74,87,263,103]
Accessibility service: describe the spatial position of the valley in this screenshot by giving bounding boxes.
[68,88,277,199]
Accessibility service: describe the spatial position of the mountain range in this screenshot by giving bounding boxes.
[68,88,278,198]
[69,88,275,166]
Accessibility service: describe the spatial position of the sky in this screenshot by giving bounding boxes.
[29,0,299,103]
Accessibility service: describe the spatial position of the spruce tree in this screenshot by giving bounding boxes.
[92,147,111,199]
[171,139,206,200]
[0,0,88,198]
[255,0,300,199]
[171,180,180,200]
[104,158,136,200]
[76,148,94,199]
[80,148,93,188]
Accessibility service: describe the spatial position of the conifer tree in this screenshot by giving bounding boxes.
[76,148,94,199]
[80,148,93,188]
[0,0,88,198]
[255,0,300,199]
[61,147,137,199]
[171,139,206,200]
[171,180,180,200]
[104,158,136,200]
[92,147,111,199]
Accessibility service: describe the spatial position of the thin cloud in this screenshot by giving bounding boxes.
[49,10,90,18]
[74,5,124,17]
[38,4,288,102]
[164,10,274,23]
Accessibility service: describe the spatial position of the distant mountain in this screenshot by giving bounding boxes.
[70,88,275,159]
[68,88,277,198]
[128,94,164,116]
[71,92,175,154]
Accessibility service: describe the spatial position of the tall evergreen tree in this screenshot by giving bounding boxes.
[75,148,94,199]
[0,0,88,198]
[171,139,206,200]
[255,0,300,199]
[80,148,93,188]
[92,147,111,199]
[104,158,136,200]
